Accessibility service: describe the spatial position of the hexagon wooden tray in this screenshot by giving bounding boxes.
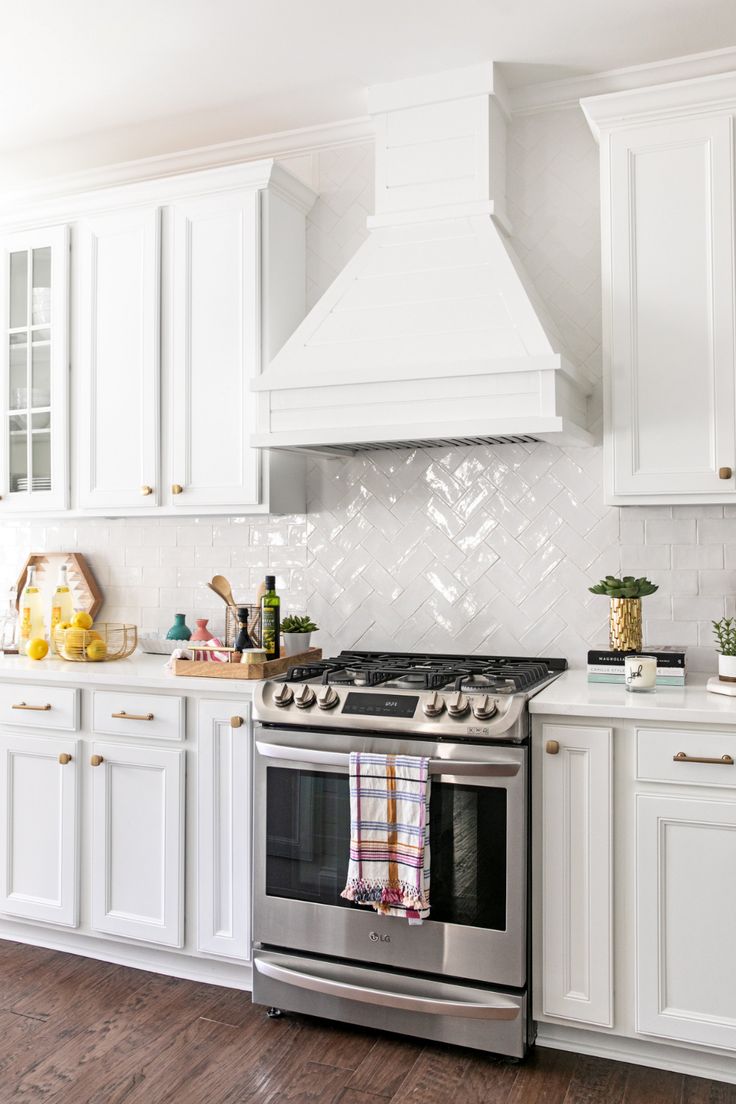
[16,553,103,619]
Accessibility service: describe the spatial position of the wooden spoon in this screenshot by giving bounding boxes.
[209,575,238,612]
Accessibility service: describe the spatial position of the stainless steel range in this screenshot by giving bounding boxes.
[251,650,566,1059]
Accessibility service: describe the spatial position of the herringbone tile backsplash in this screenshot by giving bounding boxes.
[0,107,729,669]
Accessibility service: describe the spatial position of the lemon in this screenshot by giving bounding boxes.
[86,639,107,662]
[59,621,73,631]
[72,610,93,630]
[26,638,49,661]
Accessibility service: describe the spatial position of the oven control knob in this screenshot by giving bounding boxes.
[273,684,294,708]
[447,691,470,718]
[472,695,497,721]
[295,684,316,709]
[423,691,445,718]
[317,685,340,711]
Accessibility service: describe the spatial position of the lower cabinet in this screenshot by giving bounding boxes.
[540,723,613,1027]
[0,731,79,927]
[90,740,185,947]
[197,700,251,960]
[637,793,736,1050]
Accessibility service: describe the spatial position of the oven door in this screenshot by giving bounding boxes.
[253,725,527,989]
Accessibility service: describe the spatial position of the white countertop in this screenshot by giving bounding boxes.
[530,670,736,726]
[0,652,258,695]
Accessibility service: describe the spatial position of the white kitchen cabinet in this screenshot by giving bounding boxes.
[0,732,79,926]
[637,792,736,1050]
[90,740,185,947]
[584,79,736,504]
[197,700,251,960]
[75,207,161,509]
[539,723,613,1027]
[0,224,69,512]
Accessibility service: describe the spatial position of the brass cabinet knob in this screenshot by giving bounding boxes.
[546,740,560,755]
[230,716,243,728]
[171,484,183,495]
[90,754,104,767]
[141,485,153,496]
[58,753,72,765]
[719,467,733,480]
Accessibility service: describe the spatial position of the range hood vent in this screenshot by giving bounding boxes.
[252,64,592,452]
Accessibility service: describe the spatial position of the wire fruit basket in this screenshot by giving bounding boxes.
[53,623,138,662]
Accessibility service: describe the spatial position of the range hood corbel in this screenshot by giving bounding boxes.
[252,63,592,452]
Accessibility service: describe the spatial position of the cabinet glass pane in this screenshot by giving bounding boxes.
[31,344,50,407]
[9,252,27,329]
[9,413,27,492]
[9,341,27,408]
[31,247,51,325]
[31,432,51,487]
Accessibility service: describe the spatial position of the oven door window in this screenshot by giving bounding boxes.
[265,767,508,931]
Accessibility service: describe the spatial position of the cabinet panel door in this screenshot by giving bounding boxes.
[169,189,261,508]
[608,114,735,497]
[541,723,613,1026]
[197,700,251,960]
[0,732,79,926]
[637,793,736,1049]
[0,225,69,512]
[76,208,160,509]
[90,741,184,946]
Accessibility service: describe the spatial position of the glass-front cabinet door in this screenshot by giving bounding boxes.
[0,226,69,511]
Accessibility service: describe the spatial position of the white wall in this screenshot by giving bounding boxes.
[0,108,728,669]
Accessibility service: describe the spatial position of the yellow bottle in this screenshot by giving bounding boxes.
[50,564,73,653]
[20,565,45,645]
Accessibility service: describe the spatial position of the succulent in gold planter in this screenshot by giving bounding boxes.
[588,575,659,653]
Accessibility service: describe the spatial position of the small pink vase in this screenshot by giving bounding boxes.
[190,618,212,643]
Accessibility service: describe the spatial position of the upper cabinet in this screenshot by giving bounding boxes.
[583,75,736,504]
[0,159,315,516]
[0,225,69,512]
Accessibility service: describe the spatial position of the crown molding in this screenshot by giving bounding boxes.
[509,45,736,115]
[0,115,373,216]
[582,69,736,139]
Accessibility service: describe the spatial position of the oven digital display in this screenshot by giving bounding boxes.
[343,692,418,718]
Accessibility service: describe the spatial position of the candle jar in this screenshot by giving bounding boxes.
[625,654,656,692]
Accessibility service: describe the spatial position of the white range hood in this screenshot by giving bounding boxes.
[252,64,592,453]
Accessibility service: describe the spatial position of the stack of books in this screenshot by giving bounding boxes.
[587,648,686,686]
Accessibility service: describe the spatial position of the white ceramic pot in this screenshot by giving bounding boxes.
[718,653,736,681]
[283,632,312,656]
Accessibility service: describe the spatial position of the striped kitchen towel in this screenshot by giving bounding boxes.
[341,752,430,924]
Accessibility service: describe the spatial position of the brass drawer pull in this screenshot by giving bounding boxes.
[90,755,104,767]
[171,483,183,495]
[58,753,72,765]
[545,740,560,755]
[719,467,733,480]
[140,485,153,496]
[673,751,734,766]
[112,711,154,721]
[231,716,243,729]
[12,702,51,711]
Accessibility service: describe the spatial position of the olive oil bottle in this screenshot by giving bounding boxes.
[260,575,280,660]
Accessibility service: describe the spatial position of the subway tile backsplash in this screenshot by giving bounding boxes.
[0,111,730,670]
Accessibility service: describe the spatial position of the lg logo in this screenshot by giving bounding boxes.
[369,931,391,943]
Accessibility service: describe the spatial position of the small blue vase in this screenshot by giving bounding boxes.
[166,613,191,641]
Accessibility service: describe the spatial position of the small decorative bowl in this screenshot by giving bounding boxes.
[53,623,138,662]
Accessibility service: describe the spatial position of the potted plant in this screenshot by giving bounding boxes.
[712,618,736,681]
[588,575,658,653]
[281,614,319,656]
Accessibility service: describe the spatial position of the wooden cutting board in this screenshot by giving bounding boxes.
[172,646,322,680]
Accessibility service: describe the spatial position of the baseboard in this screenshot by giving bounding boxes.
[536,1022,736,1085]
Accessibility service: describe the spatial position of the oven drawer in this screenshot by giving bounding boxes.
[0,683,78,731]
[91,691,185,741]
[637,727,736,787]
[253,949,526,1058]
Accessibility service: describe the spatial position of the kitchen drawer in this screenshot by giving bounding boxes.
[0,683,78,731]
[91,691,185,741]
[637,727,736,788]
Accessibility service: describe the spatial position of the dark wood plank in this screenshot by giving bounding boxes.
[507,1047,579,1104]
[384,1046,470,1104]
[450,1052,521,1104]
[621,1066,684,1104]
[265,1060,353,1103]
[347,1036,424,1099]
[683,1076,736,1104]
[562,1054,631,1103]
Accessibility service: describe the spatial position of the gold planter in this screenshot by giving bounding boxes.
[609,597,642,652]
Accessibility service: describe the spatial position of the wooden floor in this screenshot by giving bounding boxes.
[0,942,733,1104]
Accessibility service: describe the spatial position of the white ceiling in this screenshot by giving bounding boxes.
[4,0,736,183]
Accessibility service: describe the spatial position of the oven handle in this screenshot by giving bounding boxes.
[255,956,520,1020]
[255,741,520,777]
